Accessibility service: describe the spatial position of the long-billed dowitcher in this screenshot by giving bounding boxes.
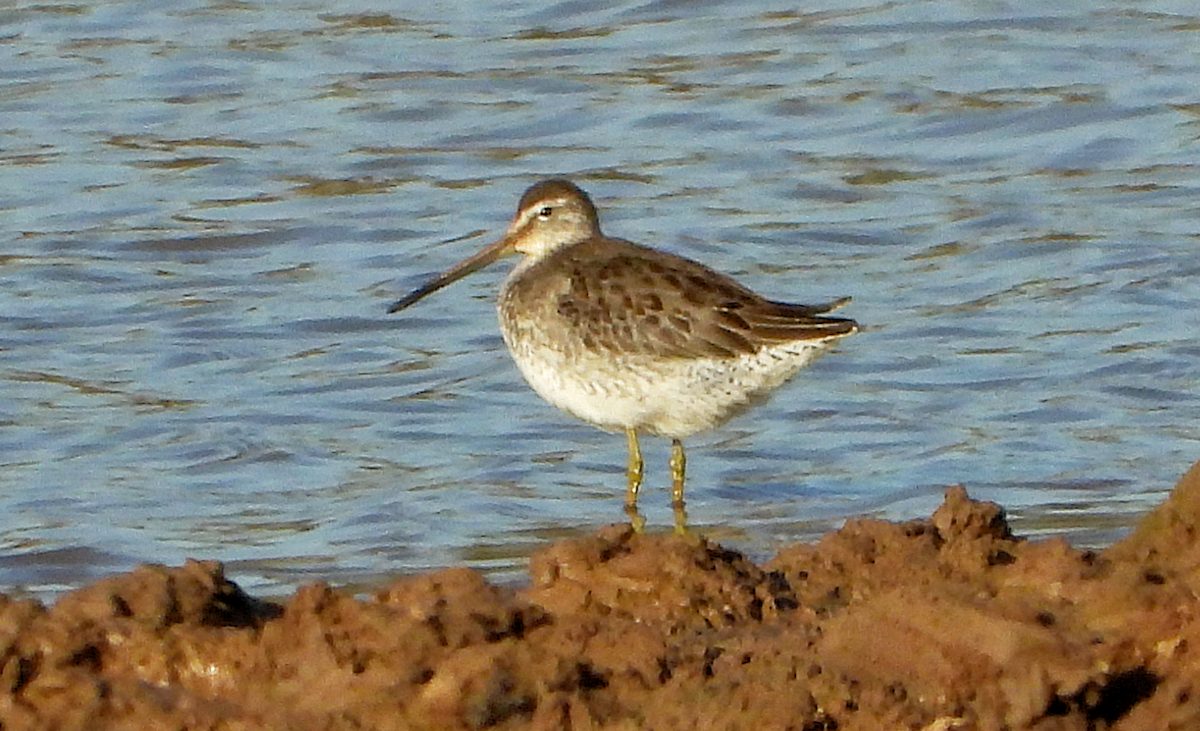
[389,179,857,531]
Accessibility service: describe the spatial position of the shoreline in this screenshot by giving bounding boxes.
[4,462,1200,729]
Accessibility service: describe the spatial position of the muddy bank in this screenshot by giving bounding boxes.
[5,463,1200,730]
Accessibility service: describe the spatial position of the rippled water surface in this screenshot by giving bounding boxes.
[3,0,1199,597]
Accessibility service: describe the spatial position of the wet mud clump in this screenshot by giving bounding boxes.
[6,461,1200,730]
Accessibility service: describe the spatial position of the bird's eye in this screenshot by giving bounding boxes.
[538,206,553,218]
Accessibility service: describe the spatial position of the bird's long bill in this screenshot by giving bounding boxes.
[387,233,517,314]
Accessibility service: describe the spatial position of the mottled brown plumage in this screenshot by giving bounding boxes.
[521,236,854,359]
[389,179,858,531]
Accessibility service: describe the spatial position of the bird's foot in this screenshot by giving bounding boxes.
[625,501,646,534]
[672,499,690,537]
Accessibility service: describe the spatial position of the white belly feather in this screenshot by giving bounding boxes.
[500,321,833,439]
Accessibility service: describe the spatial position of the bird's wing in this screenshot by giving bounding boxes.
[551,240,856,359]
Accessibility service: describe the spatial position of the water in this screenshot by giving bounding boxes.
[3,0,1199,598]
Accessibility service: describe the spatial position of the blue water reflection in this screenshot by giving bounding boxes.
[2,0,1198,597]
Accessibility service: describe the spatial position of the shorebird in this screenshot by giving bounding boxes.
[389,179,857,531]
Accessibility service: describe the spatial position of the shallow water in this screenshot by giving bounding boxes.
[2,0,1199,597]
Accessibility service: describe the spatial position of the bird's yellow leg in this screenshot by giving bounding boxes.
[625,428,644,501]
[670,439,689,535]
[624,428,646,533]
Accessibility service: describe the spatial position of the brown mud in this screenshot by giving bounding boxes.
[6,461,1200,730]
